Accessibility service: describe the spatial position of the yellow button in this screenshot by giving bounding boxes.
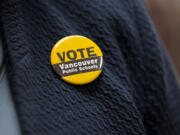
[50,35,103,85]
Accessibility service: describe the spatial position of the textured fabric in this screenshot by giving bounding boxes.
[0,0,180,135]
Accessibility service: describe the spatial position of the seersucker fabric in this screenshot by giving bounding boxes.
[0,0,180,135]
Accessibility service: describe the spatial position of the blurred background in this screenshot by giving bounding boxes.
[144,0,180,76]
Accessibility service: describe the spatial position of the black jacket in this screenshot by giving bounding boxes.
[0,0,180,134]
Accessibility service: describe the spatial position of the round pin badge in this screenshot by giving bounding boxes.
[50,35,103,85]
